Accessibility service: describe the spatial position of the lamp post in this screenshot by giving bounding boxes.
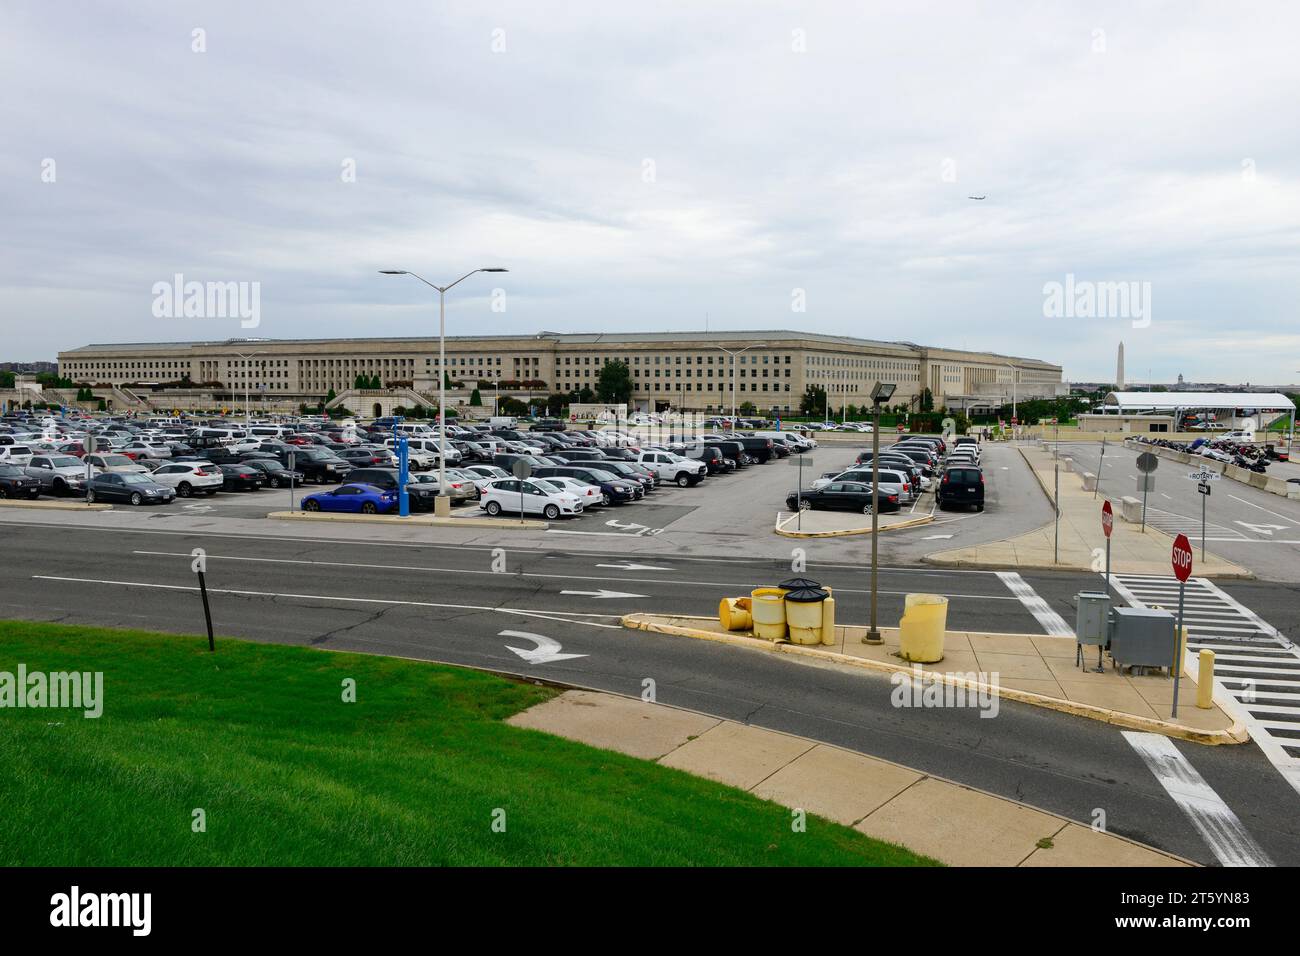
[380,267,508,516]
[714,343,768,421]
[1002,362,1018,436]
[225,344,267,429]
[863,381,897,645]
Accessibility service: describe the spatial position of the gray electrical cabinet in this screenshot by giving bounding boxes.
[1075,592,1111,646]
[1109,607,1177,670]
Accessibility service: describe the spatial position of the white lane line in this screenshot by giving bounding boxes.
[1122,731,1272,867]
[1228,494,1298,525]
[995,571,1072,636]
[31,575,619,620]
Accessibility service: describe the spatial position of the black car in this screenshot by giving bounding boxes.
[594,460,655,493]
[86,472,176,505]
[785,481,900,515]
[0,464,41,499]
[241,457,304,488]
[345,467,439,511]
[272,447,351,484]
[936,466,984,512]
[217,463,267,491]
[533,465,638,505]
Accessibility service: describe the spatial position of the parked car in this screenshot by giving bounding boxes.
[301,483,398,515]
[635,450,707,487]
[240,458,304,488]
[23,455,88,495]
[216,463,267,492]
[538,474,605,509]
[85,453,150,476]
[785,481,900,514]
[86,472,177,505]
[347,467,441,510]
[271,447,351,484]
[479,477,583,519]
[406,472,477,503]
[812,467,914,502]
[532,465,639,505]
[935,466,984,512]
[0,464,41,499]
[149,462,226,497]
[0,445,35,467]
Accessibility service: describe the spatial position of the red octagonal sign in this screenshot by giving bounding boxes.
[1101,500,1113,538]
[1172,533,1193,582]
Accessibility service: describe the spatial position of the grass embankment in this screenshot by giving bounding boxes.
[0,621,937,866]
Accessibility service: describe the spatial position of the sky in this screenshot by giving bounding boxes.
[3,1,1299,384]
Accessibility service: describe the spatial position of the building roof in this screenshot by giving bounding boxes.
[1104,391,1295,411]
[58,331,1060,369]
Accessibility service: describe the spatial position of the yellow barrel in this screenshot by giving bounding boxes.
[718,597,752,631]
[750,588,788,641]
[1197,650,1215,709]
[898,593,948,663]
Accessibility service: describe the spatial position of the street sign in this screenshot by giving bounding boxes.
[1198,482,1211,496]
[1101,500,1113,538]
[1172,533,1193,582]
[1186,470,1220,481]
[511,459,532,480]
[1136,452,1159,474]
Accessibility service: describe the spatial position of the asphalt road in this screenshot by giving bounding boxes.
[1055,440,1300,583]
[5,521,1300,866]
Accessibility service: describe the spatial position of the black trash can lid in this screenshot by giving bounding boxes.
[779,576,822,590]
[783,585,829,603]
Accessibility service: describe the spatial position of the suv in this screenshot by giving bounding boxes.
[24,454,88,495]
[936,465,984,512]
[272,446,351,484]
[635,451,707,487]
[345,467,440,511]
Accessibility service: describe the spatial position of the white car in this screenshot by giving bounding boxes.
[812,467,915,502]
[121,440,173,460]
[0,445,35,466]
[635,451,707,487]
[148,462,226,497]
[479,477,583,519]
[462,464,510,484]
[538,474,605,509]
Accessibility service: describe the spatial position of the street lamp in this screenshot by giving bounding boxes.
[863,380,896,645]
[713,343,768,421]
[225,344,267,428]
[1002,362,1018,433]
[380,267,508,516]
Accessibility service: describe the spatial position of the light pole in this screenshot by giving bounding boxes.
[1002,362,1018,436]
[863,381,897,645]
[381,267,508,516]
[713,343,767,420]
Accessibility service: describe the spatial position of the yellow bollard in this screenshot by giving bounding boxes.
[820,595,837,646]
[1176,626,1188,677]
[898,593,948,663]
[1197,650,1215,709]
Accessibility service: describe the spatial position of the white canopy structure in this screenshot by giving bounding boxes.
[1101,391,1295,436]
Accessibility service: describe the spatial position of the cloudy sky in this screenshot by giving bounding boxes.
[4,1,1299,384]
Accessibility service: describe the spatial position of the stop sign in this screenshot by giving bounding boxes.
[1171,533,1193,582]
[1101,500,1113,538]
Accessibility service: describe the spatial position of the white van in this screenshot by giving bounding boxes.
[488,416,518,430]
[249,424,292,440]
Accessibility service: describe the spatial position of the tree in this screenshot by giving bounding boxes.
[544,392,568,416]
[919,387,934,412]
[595,360,633,405]
[325,388,336,405]
[0,371,14,388]
[469,388,483,406]
[799,385,827,417]
[739,401,757,416]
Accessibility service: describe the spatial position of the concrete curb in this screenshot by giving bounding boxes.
[621,613,1250,746]
[1123,438,1300,500]
[773,511,934,538]
[0,499,113,512]
[268,510,549,529]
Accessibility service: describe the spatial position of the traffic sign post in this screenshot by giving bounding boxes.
[512,459,532,524]
[288,451,297,513]
[1136,452,1159,532]
[788,452,806,530]
[1198,481,1210,559]
[1171,533,1194,719]
[1101,499,1114,596]
[1094,435,1106,499]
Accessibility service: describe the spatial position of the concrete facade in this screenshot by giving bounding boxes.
[58,331,1062,414]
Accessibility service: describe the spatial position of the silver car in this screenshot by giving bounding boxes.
[24,455,89,495]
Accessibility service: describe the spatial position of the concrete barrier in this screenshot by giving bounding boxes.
[1120,496,1143,523]
[1082,472,1098,491]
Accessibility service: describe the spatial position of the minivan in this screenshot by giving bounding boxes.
[936,465,984,512]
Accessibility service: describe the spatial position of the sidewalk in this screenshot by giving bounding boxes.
[509,689,1191,867]
[925,444,1251,577]
[623,613,1245,744]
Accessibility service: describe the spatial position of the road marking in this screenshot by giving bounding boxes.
[560,589,647,600]
[596,562,673,571]
[1122,731,1272,867]
[500,630,587,664]
[995,571,1072,636]
[921,534,955,540]
[1228,494,1298,524]
[1234,520,1287,536]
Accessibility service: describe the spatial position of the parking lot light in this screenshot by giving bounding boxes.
[863,381,897,645]
[380,268,509,515]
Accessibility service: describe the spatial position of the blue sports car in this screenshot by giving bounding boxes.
[301,482,397,514]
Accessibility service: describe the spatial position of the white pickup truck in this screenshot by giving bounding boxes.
[635,450,706,487]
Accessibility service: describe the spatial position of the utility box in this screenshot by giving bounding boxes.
[1075,592,1111,646]
[1110,607,1177,670]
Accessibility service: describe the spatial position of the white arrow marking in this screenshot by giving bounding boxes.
[561,589,647,600]
[183,503,213,513]
[595,562,672,571]
[921,534,955,540]
[1234,521,1287,536]
[500,630,587,664]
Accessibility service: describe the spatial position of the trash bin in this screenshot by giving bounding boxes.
[779,576,822,591]
[750,588,788,641]
[783,585,830,645]
[899,593,948,663]
[718,596,752,631]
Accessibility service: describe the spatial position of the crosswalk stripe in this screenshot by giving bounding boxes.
[995,571,1072,636]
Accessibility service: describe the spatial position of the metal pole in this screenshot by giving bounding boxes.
[796,454,803,531]
[438,287,447,514]
[1201,489,1207,560]
[1094,436,1106,499]
[1054,460,1060,563]
[864,400,882,644]
[1141,476,1148,532]
[198,570,215,652]
[1172,580,1185,718]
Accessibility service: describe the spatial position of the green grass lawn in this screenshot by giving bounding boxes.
[0,621,937,866]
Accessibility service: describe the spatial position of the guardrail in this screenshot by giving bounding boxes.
[1122,439,1299,499]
